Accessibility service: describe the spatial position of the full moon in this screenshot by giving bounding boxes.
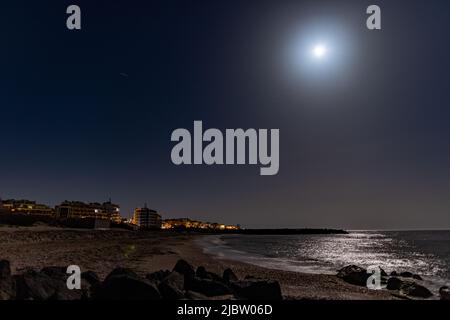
[312,44,327,58]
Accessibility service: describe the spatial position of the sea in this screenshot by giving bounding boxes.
[197,230,450,294]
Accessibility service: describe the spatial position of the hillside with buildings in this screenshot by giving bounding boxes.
[0,197,240,231]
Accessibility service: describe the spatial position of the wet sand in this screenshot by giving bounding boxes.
[0,226,398,300]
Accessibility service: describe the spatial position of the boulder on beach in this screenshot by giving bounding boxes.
[194,266,224,284]
[196,266,211,279]
[146,270,171,284]
[79,271,101,300]
[15,270,65,300]
[387,277,403,290]
[390,270,423,281]
[223,268,238,282]
[157,271,185,300]
[412,274,423,281]
[40,266,68,280]
[400,271,423,280]
[0,260,12,278]
[386,276,432,298]
[378,267,388,277]
[439,286,449,300]
[186,276,233,297]
[400,281,433,299]
[399,271,413,278]
[173,259,195,279]
[337,265,369,287]
[231,279,283,300]
[185,290,209,300]
[81,271,100,287]
[94,268,161,300]
[0,260,15,300]
[104,267,139,282]
[196,266,212,280]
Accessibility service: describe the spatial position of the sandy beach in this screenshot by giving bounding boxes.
[0,226,399,300]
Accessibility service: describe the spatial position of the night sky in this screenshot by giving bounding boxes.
[1,0,450,229]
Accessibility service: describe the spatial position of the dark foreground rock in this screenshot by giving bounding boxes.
[387,277,403,290]
[338,265,436,299]
[337,265,369,287]
[94,268,161,300]
[195,266,224,283]
[81,271,100,287]
[439,286,449,300]
[231,279,283,300]
[173,259,195,279]
[387,277,432,298]
[15,269,81,300]
[146,270,171,284]
[400,281,433,299]
[1,258,285,300]
[157,271,185,300]
[0,260,15,300]
[223,268,238,282]
[390,270,422,281]
[186,277,233,297]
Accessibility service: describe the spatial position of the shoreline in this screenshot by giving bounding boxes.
[183,236,398,300]
[0,226,425,300]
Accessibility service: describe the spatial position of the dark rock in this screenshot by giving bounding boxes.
[49,289,83,300]
[173,260,195,279]
[387,277,403,290]
[207,271,225,283]
[412,274,423,281]
[157,272,185,300]
[399,271,413,278]
[104,267,139,282]
[41,267,84,300]
[41,266,68,281]
[185,290,209,300]
[400,282,433,298]
[231,279,282,300]
[223,268,238,282]
[186,277,232,297]
[439,286,450,300]
[15,270,60,300]
[94,273,161,300]
[337,265,369,287]
[0,260,11,278]
[146,270,171,284]
[196,266,211,280]
[81,271,100,286]
[0,260,15,300]
[393,270,423,281]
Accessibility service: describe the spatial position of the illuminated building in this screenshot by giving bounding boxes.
[132,205,162,229]
[102,200,122,223]
[162,218,240,231]
[55,201,120,221]
[0,199,54,216]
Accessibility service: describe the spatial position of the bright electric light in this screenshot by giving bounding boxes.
[312,44,327,58]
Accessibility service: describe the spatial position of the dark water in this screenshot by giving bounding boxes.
[198,230,450,294]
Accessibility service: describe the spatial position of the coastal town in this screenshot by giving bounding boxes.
[0,197,240,231]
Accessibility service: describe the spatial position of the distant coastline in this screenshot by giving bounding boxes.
[160,227,348,235]
[236,228,348,235]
